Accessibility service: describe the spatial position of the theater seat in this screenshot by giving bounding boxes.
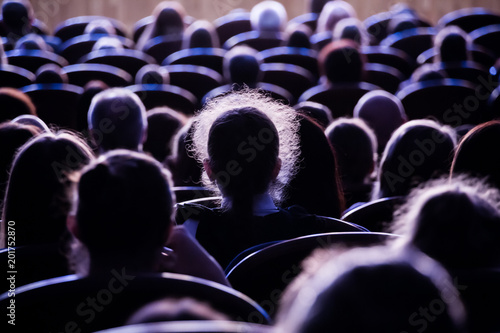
[380,27,436,61]
[171,186,213,203]
[226,232,398,317]
[63,63,133,87]
[0,273,271,332]
[79,48,156,77]
[0,64,35,88]
[5,49,68,74]
[260,63,316,99]
[364,63,404,94]
[54,15,129,43]
[163,48,226,75]
[259,46,319,79]
[214,11,252,46]
[142,35,183,64]
[437,7,500,33]
[203,83,293,105]
[223,31,286,52]
[362,45,415,78]
[416,45,497,69]
[288,12,318,32]
[470,24,500,57]
[126,84,197,115]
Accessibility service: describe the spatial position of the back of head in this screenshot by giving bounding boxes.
[15,33,48,51]
[84,18,116,35]
[2,0,32,30]
[319,40,364,83]
[353,90,407,154]
[223,46,262,86]
[451,120,500,190]
[152,1,186,37]
[136,64,170,85]
[88,88,147,152]
[35,64,68,84]
[182,20,219,49]
[285,24,312,48]
[316,0,357,33]
[2,131,93,247]
[143,107,186,162]
[393,178,500,269]
[0,88,36,123]
[75,150,173,271]
[435,26,471,63]
[277,247,466,333]
[332,18,367,46]
[326,118,377,184]
[282,114,345,217]
[92,36,124,51]
[375,119,456,199]
[308,0,329,14]
[250,1,288,32]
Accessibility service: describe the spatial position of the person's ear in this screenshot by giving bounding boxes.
[272,158,282,180]
[66,214,80,240]
[203,158,215,181]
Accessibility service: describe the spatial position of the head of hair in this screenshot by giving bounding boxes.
[250,1,288,32]
[374,119,456,199]
[451,120,500,190]
[308,0,329,14]
[332,18,368,46]
[0,121,39,205]
[73,149,173,274]
[285,24,312,48]
[151,1,186,37]
[35,64,68,84]
[135,64,170,85]
[1,0,33,34]
[293,101,332,129]
[326,117,377,184]
[92,36,124,51]
[282,114,345,217]
[353,90,407,154]
[392,177,500,270]
[276,246,466,333]
[15,33,49,51]
[127,297,229,324]
[316,0,357,33]
[0,88,36,123]
[143,107,187,162]
[319,40,365,83]
[87,88,148,152]
[191,89,300,208]
[84,18,116,35]
[435,26,472,63]
[223,46,262,86]
[1,131,93,248]
[182,19,219,49]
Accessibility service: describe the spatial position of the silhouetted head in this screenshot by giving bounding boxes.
[316,0,357,33]
[276,246,466,333]
[308,0,329,14]
[135,64,170,85]
[223,46,262,87]
[84,18,116,35]
[294,101,333,129]
[35,64,68,84]
[92,36,124,51]
[143,107,187,162]
[393,178,500,270]
[285,24,312,48]
[151,1,186,37]
[0,88,36,123]
[326,117,377,185]
[250,1,288,32]
[319,40,365,83]
[182,20,219,49]
[353,90,407,154]
[191,89,300,208]
[88,88,148,153]
[71,150,174,274]
[434,26,472,63]
[451,120,500,190]
[332,18,368,46]
[374,119,456,199]
[2,0,34,38]
[15,33,49,51]
[1,131,93,248]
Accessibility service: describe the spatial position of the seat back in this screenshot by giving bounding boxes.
[396,78,489,126]
[132,15,154,43]
[299,82,380,119]
[64,63,133,87]
[380,27,436,61]
[172,186,213,203]
[79,49,156,77]
[5,49,68,74]
[0,64,34,88]
[214,12,252,45]
[260,63,315,99]
[59,34,135,64]
[0,273,271,332]
[341,196,405,232]
[365,12,432,45]
[54,15,129,43]
[417,45,497,69]
[288,13,318,31]
[362,45,415,78]
[259,46,319,79]
[364,63,404,94]
[437,7,500,33]
[310,31,332,50]
[20,83,83,129]
[163,48,226,75]
[223,31,286,52]
[127,84,197,115]
[143,35,183,64]
[226,232,398,317]
[470,24,500,57]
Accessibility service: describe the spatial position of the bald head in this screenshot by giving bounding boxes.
[88,88,147,153]
[354,91,407,153]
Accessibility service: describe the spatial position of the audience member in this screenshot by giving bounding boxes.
[293,101,332,129]
[250,1,288,33]
[182,19,219,49]
[434,25,472,63]
[84,18,116,35]
[35,63,68,84]
[316,0,357,33]
[136,63,170,85]
[319,39,365,84]
[0,88,36,123]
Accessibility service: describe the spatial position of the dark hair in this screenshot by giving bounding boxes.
[0,88,36,123]
[282,115,345,217]
[435,26,471,63]
[286,25,311,48]
[374,119,456,199]
[1,132,93,247]
[136,64,170,85]
[451,120,500,190]
[75,150,174,272]
[35,64,68,84]
[182,20,219,49]
[319,40,365,83]
[223,46,262,87]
